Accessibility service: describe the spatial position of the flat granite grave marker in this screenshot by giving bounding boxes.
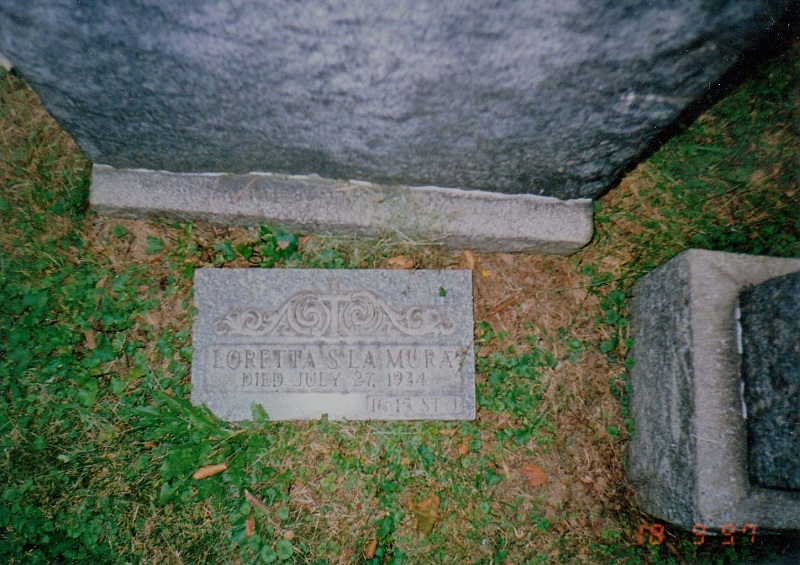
[191,269,475,421]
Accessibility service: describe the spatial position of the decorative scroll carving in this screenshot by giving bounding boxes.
[213,280,454,338]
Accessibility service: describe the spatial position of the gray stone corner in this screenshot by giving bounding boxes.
[89,164,593,255]
[627,249,800,532]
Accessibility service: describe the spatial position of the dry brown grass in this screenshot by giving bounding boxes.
[0,72,88,256]
[77,213,642,562]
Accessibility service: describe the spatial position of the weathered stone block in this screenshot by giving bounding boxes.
[628,249,800,531]
[740,271,800,491]
[89,165,593,254]
[191,269,475,421]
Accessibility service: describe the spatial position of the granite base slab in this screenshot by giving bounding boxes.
[90,165,593,255]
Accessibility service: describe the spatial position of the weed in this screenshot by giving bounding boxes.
[475,323,556,446]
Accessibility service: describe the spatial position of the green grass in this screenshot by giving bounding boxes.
[591,42,799,275]
[1,40,799,564]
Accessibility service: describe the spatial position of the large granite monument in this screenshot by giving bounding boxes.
[1,2,796,251]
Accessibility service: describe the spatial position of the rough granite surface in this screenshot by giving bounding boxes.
[1,1,797,199]
[739,271,800,491]
[629,251,696,528]
[191,269,475,421]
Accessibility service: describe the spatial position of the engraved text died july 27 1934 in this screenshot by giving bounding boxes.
[191,269,475,421]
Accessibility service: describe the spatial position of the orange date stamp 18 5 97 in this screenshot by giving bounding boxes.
[636,523,757,546]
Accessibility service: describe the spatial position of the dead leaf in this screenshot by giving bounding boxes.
[144,311,160,327]
[363,539,378,559]
[244,489,270,514]
[411,494,441,535]
[289,483,317,510]
[461,250,476,270]
[385,255,414,269]
[83,329,96,350]
[283,530,295,541]
[245,514,256,539]
[192,463,228,480]
[666,541,685,562]
[457,440,469,456]
[520,463,548,488]
[498,253,515,266]
[487,295,519,316]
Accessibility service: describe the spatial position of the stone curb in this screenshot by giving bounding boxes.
[90,164,593,254]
